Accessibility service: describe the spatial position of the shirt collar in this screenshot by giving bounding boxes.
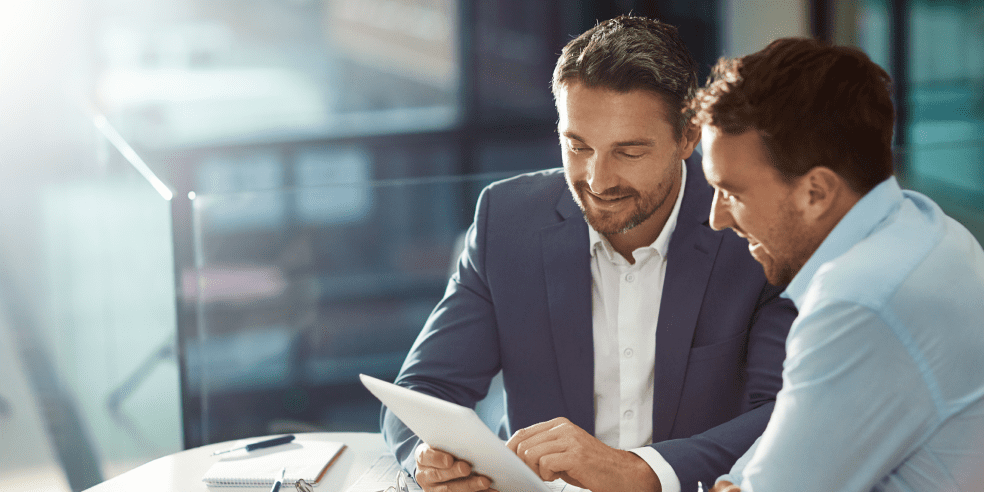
[783,176,904,307]
[589,160,687,263]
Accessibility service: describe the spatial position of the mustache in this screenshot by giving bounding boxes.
[573,181,639,199]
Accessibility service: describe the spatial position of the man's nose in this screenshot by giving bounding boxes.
[709,190,735,231]
[585,153,617,194]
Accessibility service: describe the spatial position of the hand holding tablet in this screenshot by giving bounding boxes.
[360,374,553,492]
[414,442,491,491]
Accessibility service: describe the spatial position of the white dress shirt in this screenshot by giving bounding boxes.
[588,161,685,492]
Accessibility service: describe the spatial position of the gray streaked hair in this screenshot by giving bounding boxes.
[552,15,699,137]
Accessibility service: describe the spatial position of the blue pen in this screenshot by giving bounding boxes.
[270,467,285,492]
[211,435,296,456]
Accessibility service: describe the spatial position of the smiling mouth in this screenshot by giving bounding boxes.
[588,192,630,203]
[748,241,764,255]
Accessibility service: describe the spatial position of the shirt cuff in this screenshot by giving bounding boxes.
[716,473,742,487]
[630,446,681,492]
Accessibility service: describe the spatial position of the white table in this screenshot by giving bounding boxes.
[83,432,388,492]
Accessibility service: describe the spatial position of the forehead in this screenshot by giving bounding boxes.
[702,126,782,188]
[556,82,676,139]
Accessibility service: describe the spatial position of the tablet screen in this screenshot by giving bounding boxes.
[361,374,553,492]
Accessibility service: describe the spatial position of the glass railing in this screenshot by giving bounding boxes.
[0,112,181,491]
[180,171,519,446]
[177,142,984,451]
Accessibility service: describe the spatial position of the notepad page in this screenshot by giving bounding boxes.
[343,454,423,492]
[202,440,345,487]
[342,454,588,492]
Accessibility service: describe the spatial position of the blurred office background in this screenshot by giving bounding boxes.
[1,0,981,490]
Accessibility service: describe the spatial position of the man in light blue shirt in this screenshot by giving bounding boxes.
[689,38,984,491]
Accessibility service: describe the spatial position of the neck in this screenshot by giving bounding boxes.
[822,187,863,235]
[802,187,864,268]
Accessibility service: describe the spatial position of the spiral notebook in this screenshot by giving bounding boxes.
[202,439,345,487]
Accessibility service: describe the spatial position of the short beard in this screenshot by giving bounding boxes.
[572,178,674,236]
[768,257,797,286]
[763,197,815,286]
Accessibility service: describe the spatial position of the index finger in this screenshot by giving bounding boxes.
[415,442,455,468]
[506,417,570,452]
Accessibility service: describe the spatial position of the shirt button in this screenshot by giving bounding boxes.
[623,410,634,420]
[623,348,634,358]
[625,273,635,282]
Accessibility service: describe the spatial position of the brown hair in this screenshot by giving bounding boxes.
[690,38,895,194]
[552,15,698,138]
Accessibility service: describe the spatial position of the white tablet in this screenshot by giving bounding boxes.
[360,374,552,492]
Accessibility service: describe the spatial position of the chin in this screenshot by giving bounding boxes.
[586,217,628,236]
[764,263,796,286]
[755,256,781,286]
[581,208,622,232]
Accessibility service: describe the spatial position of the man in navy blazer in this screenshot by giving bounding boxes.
[382,17,795,492]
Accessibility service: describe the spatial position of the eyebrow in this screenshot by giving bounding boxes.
[712,177,743,194]
[560,131,656,148]
[560,131,585,142]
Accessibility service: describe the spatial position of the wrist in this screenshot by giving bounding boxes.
[616,449,662,492]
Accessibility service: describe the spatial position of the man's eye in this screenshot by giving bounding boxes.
[620,151,644,159]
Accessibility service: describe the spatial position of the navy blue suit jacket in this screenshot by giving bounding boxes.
[382,153,796,488]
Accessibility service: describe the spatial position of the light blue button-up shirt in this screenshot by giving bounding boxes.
[718,177,984,491]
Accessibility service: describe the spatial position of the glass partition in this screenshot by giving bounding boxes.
[183,172,519,445]
[0,112,181,491]
[833,0,984,245]
[91,0,461,152]
[901,143,984,241]
[902,1,984,243]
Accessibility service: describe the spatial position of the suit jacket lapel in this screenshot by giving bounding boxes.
[651,154,724,442]
[541,190,595,434]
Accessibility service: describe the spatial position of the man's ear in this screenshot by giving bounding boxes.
[679,123,702,159]
[794,166,847,222]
